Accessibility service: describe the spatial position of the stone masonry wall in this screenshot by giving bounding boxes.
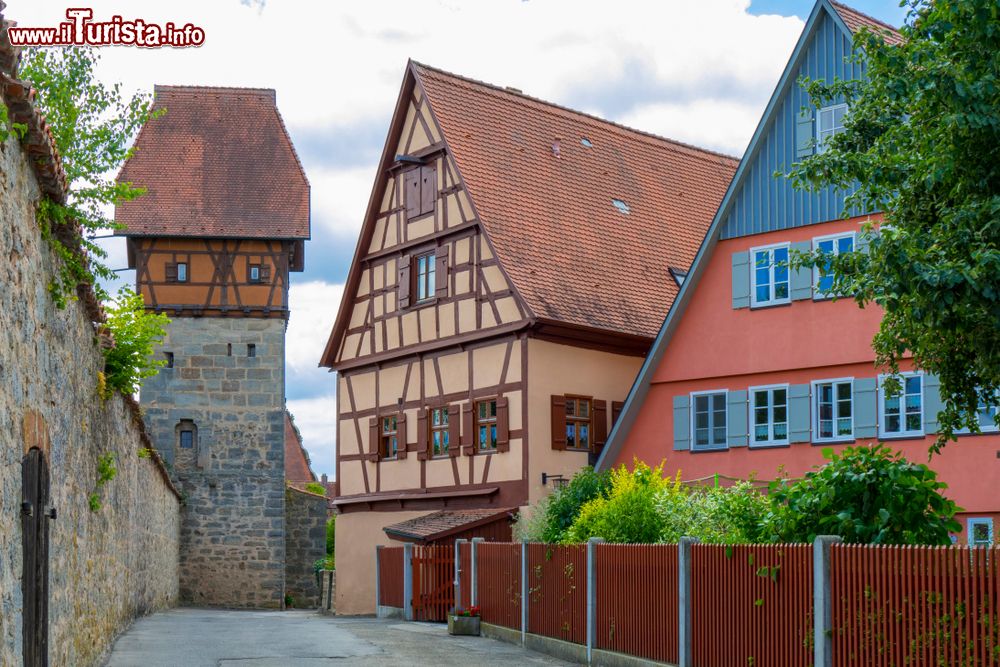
[284,487,327,607]
[141,317,286,608]
[0,130,181,666]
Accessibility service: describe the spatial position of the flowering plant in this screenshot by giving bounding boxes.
[454,605,480,617]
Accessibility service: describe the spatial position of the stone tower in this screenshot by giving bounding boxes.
[115,86,309,608]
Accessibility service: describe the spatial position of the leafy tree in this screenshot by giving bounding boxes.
[763,445,961,545]
[20,47,158,306]
[563,461,671,544]
[787,0,1000,452]
[101,288,169,396]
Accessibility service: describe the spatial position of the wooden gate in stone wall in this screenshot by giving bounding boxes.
[21,447,51,667]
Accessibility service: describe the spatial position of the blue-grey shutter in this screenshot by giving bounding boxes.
[727,390,748,448]
[790,241,813,301]
[788,384,811,443]
[853,378,878,439]
[796,109,815,159]
[673,395,691,451]
[732,251,750,309]
[923,374,942,434]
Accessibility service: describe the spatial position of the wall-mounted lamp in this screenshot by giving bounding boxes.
[541,472,567,488]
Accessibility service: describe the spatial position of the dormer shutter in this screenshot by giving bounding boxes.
[420,165,437,215]
[404,168,421,219]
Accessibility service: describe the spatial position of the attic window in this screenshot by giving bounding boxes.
[581,138,593,148]
[612,199,630,215]
[669,267,688,287]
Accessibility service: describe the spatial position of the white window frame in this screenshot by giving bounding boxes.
[749,242,792,308]
[176,262,188,283]
[812,232,855,299]
[817,103,848,153]
[956,390,1000,435]
[748,384,790,448]
[878,372,925,439]
[690,390,728,451]
[811,377,854,443]
[968,518,994,547]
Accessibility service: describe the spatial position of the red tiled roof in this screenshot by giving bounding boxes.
[383,508,514,542]
[414,63,738,339]
[831,1,903,45]
[284,411,316,484]
[115,85,309,239]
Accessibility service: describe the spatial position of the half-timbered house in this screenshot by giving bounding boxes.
[320,62,738,613]
[596,1,1000,548]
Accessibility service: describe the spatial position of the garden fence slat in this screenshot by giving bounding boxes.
[412,544,454,621]
[527,543,587,644]
[477,542,521,629]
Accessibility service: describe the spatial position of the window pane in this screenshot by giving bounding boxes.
[755,425,769,441]
[819,420,833,439]
[773,422,787,440]
[774,281,788,299]
[755,407,769,427]
[566,424,576,449]
[490,425,497,448]
[905,376,921,394]
[884,396,900,415]
[755,251,770,269]
[712,427,726,445]
[906,414,921,432]
[886,415,900,433]
[695,410,708,430]
[818,240,834,254]
[712,394,726,414]
[180,431,193,448]
[837,418,852,436]
[566,399,575,417]
[905,395,921,411]
[820,108,833,132]
[818,274,833,293]
[754,391,769,409]
[837,382,851,401]
[579,401,590,418]
[773,404,786,423]
[756,285,770,303]
[695,428,708,446]
[837,236,854,254]
[480,426,488,449]
[579,425,589,449]
[773,388,787,407]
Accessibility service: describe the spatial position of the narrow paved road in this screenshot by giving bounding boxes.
[104,608,575,666]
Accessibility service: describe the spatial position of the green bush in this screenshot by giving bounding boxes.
[541,466,611,542]
[304,482,326,496]
[658,480,770,544]
[564,461,672,544]
[763,445,961,545]
[326,517,335,556]
[101,287,169,396]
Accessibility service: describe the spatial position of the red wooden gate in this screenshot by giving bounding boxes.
[412,545,455,621]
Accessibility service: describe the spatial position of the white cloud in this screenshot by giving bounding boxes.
[288,393,338,480]
[619,98,766,156]
[306,166,378,238]
[286,280,344,381]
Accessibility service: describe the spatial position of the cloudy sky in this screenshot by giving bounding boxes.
[15,0,905,479]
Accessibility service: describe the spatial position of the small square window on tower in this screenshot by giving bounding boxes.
[249,264,261,283]
[164,352,174,368]
[247,344,256,358]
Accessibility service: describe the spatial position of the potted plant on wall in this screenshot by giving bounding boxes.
[448,605,481,636]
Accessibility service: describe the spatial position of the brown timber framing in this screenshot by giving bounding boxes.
[131,236,294,317]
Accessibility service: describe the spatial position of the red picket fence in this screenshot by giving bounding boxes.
[477,542,521,629]
[458,540,472,611]
[412,544,455,621]
[378,546,404,608]
[527,543,587,644]
[596,543,679,663]
[831,544,1000,666]
[691,543,813,667]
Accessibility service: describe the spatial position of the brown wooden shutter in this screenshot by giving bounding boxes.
[404,168,421,219]
[551,395,567,450]
[165,263,177,282]
[592,399,608,452]
[612,401,625,427]
[420,164,437,215]
[496,396,510,453]
[447,404,461,457]
[462,402,475,455]
[416,408,429,460]
[398,255,411,309]
[260,263,271,281]
[396,412,407,460]
[369,417,380,460]
[435,247,449,298]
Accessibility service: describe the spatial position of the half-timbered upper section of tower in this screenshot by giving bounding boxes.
[321,62,738,369]
[115,85,309,317]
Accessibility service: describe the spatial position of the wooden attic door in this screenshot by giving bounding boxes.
[21,447,50,667]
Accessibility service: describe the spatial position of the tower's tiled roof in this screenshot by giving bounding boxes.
[116,85,309,239]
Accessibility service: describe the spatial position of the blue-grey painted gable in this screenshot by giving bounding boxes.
[720,8,862,240]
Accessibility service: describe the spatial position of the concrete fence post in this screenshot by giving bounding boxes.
[453,539,468,612]
[678,536,700,667]
[403,543,414,621]
[375,545,383,615]
[586,537,604,665]
[470,537,484,607]
[521,541,529,645]
[814,535,842,667]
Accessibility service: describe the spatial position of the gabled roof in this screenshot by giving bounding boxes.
[831,1,903,45]
[383,508,515,543]
[595,0,898,471]
[321,63,737,366]
[415,63,738,340]
[115,85,310,240]
[284,410,316,485]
